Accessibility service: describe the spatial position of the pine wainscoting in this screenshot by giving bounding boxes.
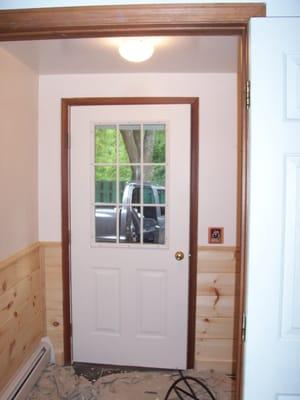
[40,242,64,365]
[0,243,45,392]
[195,246,239,374]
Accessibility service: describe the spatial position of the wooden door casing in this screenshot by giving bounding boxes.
[62,97,199,368]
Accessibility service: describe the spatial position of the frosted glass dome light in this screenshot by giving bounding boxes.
[119,38,154,63]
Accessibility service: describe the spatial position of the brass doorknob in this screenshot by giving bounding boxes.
[175,251,184,261]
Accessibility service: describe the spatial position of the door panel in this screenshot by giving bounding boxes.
[70,104,191,368]
[243,18,300,399]
[137,270,166,337]
[95,268,120,334]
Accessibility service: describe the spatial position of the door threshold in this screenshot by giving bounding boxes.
[73,362,178,382]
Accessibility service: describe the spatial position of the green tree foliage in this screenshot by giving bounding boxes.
[151,130,165,163]
[95,126,116,164]
[95,125,165,186]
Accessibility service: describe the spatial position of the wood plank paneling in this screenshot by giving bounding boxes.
[195,339,235,365]
[43,243,64,365]
[0,276,32,327]
[0,250,40,296]
[197,248,239,273]
[0,244,44,392]
[197,296,235,318]
[194,359,236,374]
[197,273,237,296]
[195,246,238,374]
[196,317,235,340]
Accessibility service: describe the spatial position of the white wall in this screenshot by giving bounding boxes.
[38,73,237,245]
[0,0,300,16]
[0,48,39,260]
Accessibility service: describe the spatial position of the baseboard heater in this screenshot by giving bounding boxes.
[0,337,54,400]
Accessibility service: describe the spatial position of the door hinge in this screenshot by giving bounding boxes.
[242,312,247,342]
[246,80,251,110]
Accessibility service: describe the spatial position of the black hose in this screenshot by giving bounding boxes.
[164,371,216,400]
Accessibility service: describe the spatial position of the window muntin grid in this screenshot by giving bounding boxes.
[92,122,167,246]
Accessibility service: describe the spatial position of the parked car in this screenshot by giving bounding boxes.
[95,182,165,244]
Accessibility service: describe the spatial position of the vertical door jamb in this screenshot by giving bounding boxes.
[235,28,249,400]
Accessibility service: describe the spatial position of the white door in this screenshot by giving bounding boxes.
[243,18,300,398]
[70,104,191,369]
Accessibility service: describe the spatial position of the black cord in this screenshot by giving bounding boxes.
[164,371,216,400]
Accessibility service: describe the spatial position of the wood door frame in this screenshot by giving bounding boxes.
[0,3,266,399]
[62,96,199,368]
[0,3,265,40]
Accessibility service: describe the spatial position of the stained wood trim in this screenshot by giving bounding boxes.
[187,97,199,368]
[61,99,71,364]
[235,28,249,400]
[61,97,199,367]
[63,97,199,107]
[0,242,40,271]
[0,3,266,40]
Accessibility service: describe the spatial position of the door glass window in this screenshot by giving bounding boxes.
[93,123,166,245]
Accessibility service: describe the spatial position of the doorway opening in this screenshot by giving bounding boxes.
[0,29,241,390]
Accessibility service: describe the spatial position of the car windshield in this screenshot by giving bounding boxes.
[131,186,155,204]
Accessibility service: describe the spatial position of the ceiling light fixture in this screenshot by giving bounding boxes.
[119,38,154,63]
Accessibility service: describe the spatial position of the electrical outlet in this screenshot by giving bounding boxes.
[208,227,224,244]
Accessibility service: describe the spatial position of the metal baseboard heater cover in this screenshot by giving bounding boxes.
[0,337,54,400]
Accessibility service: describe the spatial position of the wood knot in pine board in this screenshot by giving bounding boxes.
[14,311,18,317]
[213,287,220,307]
[7,300,14,309]
[204,318,210,323]
[2,300,13,311]
[9,339,16,356]
[53,321,60,327]
[2,280,7,291]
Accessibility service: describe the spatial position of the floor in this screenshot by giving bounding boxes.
[27,365,235,400]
